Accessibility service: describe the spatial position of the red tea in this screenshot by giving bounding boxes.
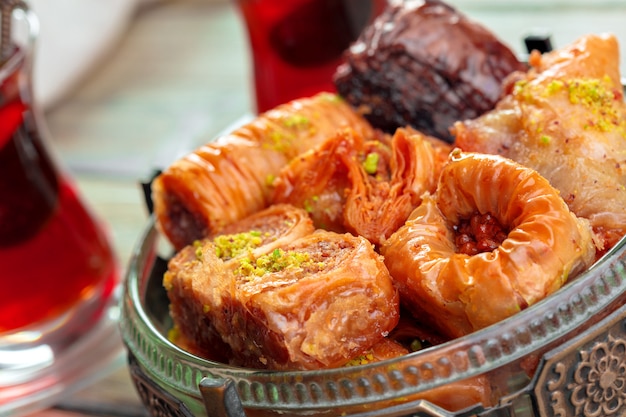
[236,0,386,113]
[0,53,118,333]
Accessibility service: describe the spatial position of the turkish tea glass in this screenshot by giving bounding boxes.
[234,0,388,113]
[0,3,122,415]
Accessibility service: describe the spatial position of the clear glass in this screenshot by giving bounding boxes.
[0,6,123,416]
[120,217,626,416]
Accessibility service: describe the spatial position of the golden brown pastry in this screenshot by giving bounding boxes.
[271,127,452,245]
[165,204,315,362]
[153,92,376,250]
[343,128,452,245]
[453,33,626,257]
[381,151,596,339]
[165,205,399,370]
[270,127,374,233]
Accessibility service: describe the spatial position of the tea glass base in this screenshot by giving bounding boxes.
[0,284,125,417]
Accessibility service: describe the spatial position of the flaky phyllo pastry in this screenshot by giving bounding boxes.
[381,151,596,339]
[153,93,375,251]
[453,33,626,258]
[164,204,400,370]
[271,127,451,246]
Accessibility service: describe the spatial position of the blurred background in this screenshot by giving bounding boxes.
[34,0,252,179]
[37,0,626,181]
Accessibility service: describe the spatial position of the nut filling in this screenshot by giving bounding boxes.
[454,213,509,256]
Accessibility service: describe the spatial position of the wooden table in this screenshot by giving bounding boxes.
[22,1,626,416]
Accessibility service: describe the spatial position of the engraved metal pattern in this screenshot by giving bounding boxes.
[128,353,194,417]
[570,334,626,416]
[533,303,626,417]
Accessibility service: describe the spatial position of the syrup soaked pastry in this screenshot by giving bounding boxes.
[334,0,524,142]
[165,204,315,362]
[165,205,399,370]
[453,34,626,257]
[381,151,596,339]
[152,93,376,251]
[271,127,451,245]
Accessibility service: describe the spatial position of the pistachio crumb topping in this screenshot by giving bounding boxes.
[540,135,551,145]
[283,114,310,128]
[567,77,611,106]
[236,248,312,277]
[214,230,263,260]
[264,130,293,153]
[512,79,528,97]
[193,240,204,260]
[546,79,565,95]
[362,152,380,174]
[515,76,625,134]
[567,77,623,133]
